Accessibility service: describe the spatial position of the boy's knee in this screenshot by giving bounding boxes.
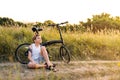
[41,46,46,50]
[28,63,36,68]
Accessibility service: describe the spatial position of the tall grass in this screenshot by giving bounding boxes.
[0,26,120,61]
[0,27,33,62]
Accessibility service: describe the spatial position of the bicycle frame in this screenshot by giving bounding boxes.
[41,21,68,46]
[57,24,64,44]
[42,40,63,46]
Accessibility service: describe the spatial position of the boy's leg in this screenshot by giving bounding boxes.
[35,64,46,69]
[27,62,46,69]
[41,46,53,66]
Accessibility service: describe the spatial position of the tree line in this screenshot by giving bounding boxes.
[80,13,120,33]
[1,13,120,33]
[0,17,27,27]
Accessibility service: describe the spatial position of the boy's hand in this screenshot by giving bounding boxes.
[31,60,36,64]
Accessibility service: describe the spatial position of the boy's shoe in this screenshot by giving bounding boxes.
[44,63,58,72]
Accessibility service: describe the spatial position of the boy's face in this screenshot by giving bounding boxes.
[34,36,42,43]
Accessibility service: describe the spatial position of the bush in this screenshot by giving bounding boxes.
[0,27,120,62]
[0,27,33,61]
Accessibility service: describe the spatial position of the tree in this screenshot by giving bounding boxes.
[0,17,27,27]
[43,20,55,26]
[80,13,120,33]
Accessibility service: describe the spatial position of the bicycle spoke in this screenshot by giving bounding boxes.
[60,46,70,63]
[15,43,30,64]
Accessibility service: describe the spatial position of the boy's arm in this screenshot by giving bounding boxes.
[28,46,35,63]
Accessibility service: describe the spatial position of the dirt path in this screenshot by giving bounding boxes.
[0,61,120,80]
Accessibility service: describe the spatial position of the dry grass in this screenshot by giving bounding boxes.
[0,61,120,80]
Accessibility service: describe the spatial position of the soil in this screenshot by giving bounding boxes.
[0,61,120,80]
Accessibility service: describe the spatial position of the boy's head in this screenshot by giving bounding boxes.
[32,34,42,43]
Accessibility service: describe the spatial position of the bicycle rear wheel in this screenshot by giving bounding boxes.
[60,45,70,63]
[15,43,30,64]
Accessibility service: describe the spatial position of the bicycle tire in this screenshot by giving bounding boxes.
[15,43,30,64]
[60,45,70,63]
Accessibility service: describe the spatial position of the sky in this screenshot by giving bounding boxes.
[0,0,120,24]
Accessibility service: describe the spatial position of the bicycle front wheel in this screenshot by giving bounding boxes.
[15,43,30,64]
[60,45,70,63]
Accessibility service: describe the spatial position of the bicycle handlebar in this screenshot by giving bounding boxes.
[48,21,68,26]
[32,27,43,34]
[31,21,68,33]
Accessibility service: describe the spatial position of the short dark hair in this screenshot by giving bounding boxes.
[32,34,40,42]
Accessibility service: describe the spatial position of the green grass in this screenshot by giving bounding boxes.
[1,26,120,61]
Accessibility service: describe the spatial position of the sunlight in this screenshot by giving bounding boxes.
[0,0,120,23]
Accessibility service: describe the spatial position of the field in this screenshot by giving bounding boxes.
[1,27,120,80]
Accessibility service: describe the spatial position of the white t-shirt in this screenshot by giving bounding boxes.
[31,43,44,63]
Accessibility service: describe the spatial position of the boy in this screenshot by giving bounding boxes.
[27,34,57,71]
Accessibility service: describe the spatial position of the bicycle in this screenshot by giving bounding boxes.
[15,21,70,64]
